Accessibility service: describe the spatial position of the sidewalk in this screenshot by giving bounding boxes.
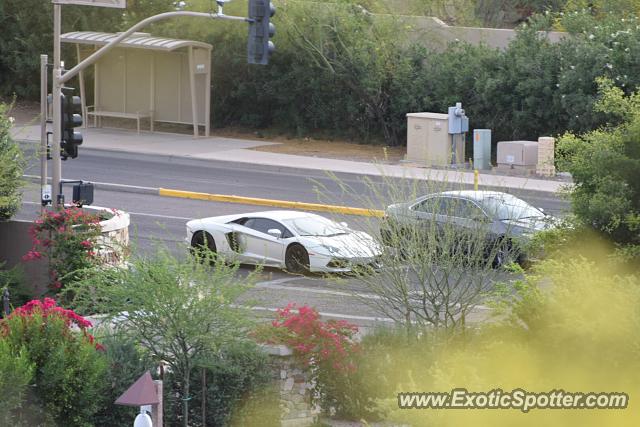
[11,124,568,194]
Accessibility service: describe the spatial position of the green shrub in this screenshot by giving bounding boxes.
[0,298,107,426]
[0,102,25,220]
[0,340,33,424]
[0,262,33,309]
[556,77,640,258]
[93,336,157,427]
[163,341,277,427]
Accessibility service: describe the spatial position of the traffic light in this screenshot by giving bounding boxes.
[61,91,83,159]
[247,0,275,65]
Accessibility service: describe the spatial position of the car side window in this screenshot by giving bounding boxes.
[244,218,293,238]
[413,197,441,213]
[452,199,487,220]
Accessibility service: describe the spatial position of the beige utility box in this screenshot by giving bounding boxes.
[496,140,539,172]
[406,112,454,166]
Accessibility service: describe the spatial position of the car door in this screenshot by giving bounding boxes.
[238,218,289,266]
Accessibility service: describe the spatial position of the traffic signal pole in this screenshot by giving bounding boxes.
[52,3,63,206]
[40,54,49,212]
[50,4,249,207]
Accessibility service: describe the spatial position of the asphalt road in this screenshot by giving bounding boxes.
[15,146,568,329]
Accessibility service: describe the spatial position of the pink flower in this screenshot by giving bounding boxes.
[80,240,92,249]
[22,250,43,261]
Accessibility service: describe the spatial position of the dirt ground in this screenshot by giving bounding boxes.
[5,100,406,164]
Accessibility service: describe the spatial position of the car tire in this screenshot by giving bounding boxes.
[285,244,310,274]
[191,231,217,257]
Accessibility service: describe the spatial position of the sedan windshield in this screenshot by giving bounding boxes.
[479,194,545,221]
[282,216,347,237]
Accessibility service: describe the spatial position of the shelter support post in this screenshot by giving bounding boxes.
[188,46,198,138]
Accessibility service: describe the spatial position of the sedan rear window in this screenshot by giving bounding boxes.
[480,195,545,220]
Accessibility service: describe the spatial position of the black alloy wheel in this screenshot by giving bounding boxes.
[285,244,310,274]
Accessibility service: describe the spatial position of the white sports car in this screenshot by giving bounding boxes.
[185,210,382,273]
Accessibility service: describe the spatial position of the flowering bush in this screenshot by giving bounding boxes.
[260,303,360,373]
[3,297,103,350]
[23,207,102,292]
[0,298,107,425]
[257,304,382,419]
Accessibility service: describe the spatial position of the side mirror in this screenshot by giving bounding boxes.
[340,222,348,228]
[538,207,545,213]
[267,228,282,238]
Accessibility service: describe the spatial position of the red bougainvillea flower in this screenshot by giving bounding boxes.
[22,250,43,261]
[260,303,360,374]
[11,297,93,329]
[2,298,104,351]
[24,207,103,294]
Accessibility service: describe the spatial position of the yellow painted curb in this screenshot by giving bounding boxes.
[159,188,385,217]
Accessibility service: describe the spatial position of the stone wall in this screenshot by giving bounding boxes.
[84,206,130,266]
[262,344,319,427]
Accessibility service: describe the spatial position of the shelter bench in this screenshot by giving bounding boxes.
[86,106,154,134]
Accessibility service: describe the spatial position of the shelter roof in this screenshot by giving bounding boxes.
[61,31,212,51]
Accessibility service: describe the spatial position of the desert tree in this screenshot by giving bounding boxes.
[66,247,256,427]
[315,171,522,336]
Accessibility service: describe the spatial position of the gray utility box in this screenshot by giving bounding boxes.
[406,112,459,166]
[473,129,492,170]
[496,140,538,172]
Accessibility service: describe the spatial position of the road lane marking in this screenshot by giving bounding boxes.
[246,305,396,323]
[22,201,193,221]
[254,277,490,310]
[23,175,158,193]
[256,279,382,300]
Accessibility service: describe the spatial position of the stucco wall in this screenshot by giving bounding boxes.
[0,220,49,297]
[380,15,566,51]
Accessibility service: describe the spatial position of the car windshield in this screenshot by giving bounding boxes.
[479,194,545,221]
[282,216,348,237]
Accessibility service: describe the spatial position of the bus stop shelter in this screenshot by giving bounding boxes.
[61,31,212,137]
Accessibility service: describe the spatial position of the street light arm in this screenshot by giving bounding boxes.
[60,11,248,84]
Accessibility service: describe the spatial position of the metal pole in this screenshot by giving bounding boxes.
[52,3,62,208]
[2,288,10,317]
[40,54,49,213]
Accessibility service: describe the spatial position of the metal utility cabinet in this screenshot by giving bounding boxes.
[406,112,452,166]
[496,140,538,172]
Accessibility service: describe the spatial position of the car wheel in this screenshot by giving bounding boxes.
[191,231,217,257]
[285,244,310,274]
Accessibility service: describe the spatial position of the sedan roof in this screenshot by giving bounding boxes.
[437,190,512,201]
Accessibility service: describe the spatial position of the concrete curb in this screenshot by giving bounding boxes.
[159,188,385,217]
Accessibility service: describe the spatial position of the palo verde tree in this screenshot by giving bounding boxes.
[67,248,257,427]
[316,173,522,336]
